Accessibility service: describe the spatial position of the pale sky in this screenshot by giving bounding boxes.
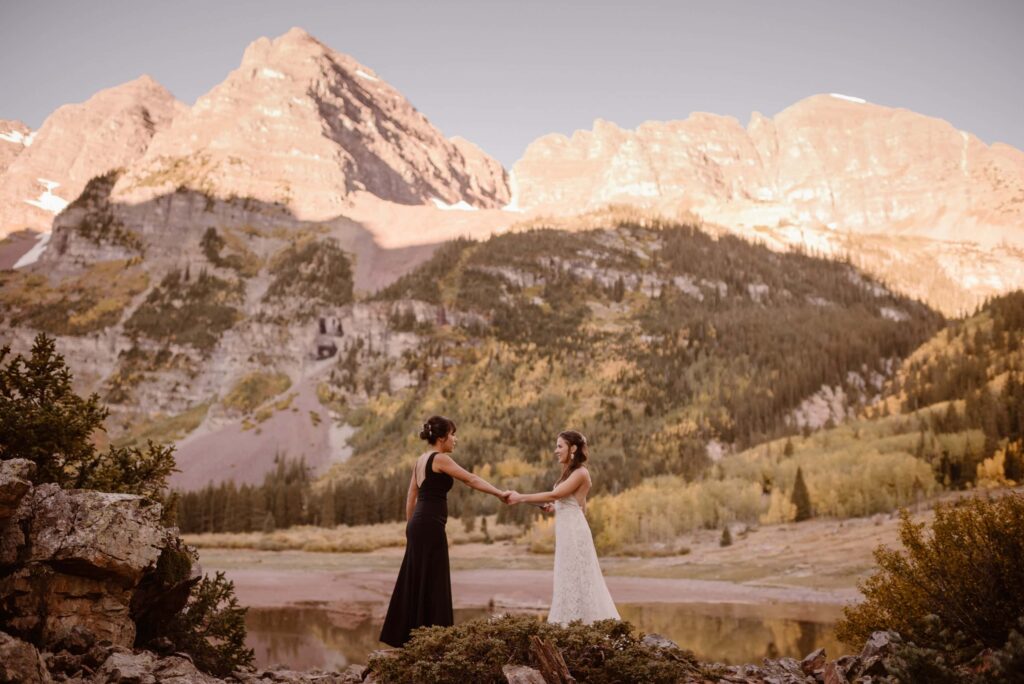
[1,0,1022,167]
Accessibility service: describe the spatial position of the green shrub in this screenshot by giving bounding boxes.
[884,616,1024,683]
[159,571,254,677]
[837,494,1024,661]
[0,334,109,484]
[263,238,353,312]
[367,613,705,684]
[0,260,148,335]
[67,170,143,252]
[125,269,242,351]
[200,227,261,277]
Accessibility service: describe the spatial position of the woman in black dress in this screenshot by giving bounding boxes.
[379,415,510,647]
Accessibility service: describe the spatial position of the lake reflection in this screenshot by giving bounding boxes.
[246,602,847,670]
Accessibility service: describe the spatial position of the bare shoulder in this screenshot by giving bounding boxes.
[567,467,590,485]
[432,452,458,470]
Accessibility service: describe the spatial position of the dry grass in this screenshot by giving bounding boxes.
[0,260,148,334]
[183,515,522,553]
[115,401,211,448]
[222,372,292,415]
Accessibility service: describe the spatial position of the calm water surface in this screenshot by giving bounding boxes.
[246,602,848,670]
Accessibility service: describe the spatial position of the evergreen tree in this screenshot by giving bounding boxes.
[720,524,733,547]
[791,467,813,522]
[262,511,276,533]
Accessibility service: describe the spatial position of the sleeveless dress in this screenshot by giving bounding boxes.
[379,452,455,647]
[547,494,620,625]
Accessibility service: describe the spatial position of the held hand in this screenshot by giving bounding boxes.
[540,503,555,514]
[506,491,524,505]
[500,490,515,504]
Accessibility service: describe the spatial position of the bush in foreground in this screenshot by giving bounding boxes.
[837,493,1024,669]
[367,613,707,684]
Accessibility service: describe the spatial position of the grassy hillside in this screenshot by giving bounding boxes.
[584,290,1024,551]
[232,218,937,533]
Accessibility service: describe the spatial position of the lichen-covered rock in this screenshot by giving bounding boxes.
[26,484,165,585]
[641,632,680,651]
[94,650,225,684]
[501,664,546,683]
[0,459,35,520]
[0,478,174,651]
[233,664,366,683]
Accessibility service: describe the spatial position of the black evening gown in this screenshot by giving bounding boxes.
[379,451,455,647]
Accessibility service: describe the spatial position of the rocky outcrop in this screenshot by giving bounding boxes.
[0,460,174,650]
[0,119,31,176]
[0,76,182,239]
[0,459,373,683]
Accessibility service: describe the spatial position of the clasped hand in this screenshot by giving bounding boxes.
[500,491,553,512]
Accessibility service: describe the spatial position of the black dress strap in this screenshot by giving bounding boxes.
[425,451,439,477]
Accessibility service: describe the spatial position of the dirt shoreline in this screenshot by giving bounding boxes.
[198,507,931,621]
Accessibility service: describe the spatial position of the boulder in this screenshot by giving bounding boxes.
[859,630,901,660]
[0,480,174,651]
[503,664,547,683]
[94,650,225,684]
[0,630,51,684]
[641,632,681,650]
[0,459,35,519]
[822,659,849,684]
[800,647,826,675]
[232,664,366,683]
[25,484,166,585]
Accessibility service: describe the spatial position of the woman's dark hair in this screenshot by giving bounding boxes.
[556,429,589,483]
[420,415,457,445]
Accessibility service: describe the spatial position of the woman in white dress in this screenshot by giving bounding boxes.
[509,430,620,625]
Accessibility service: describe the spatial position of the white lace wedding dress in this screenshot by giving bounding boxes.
[547,495,620,625]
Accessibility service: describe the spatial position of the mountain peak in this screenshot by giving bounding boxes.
[241,26,332,69]
[0,76,181,238]
[113,28,509,218]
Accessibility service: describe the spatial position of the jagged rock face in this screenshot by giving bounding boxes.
[512,95,1024,248]
[0,119,31,176]
[0,77,182,239]
[1,566,137,648]
[0,462,172,651]
[511,95,1024,313]
[20,485,166,585]
[112,27,510,220]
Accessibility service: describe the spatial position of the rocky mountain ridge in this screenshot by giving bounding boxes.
[3,30,1023,315]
